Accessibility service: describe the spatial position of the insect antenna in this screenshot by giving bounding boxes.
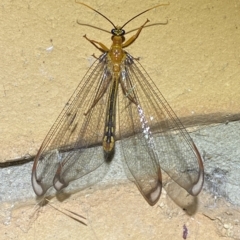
[120,3,169,29]
[76,1,169,31]
[75,1,117,28]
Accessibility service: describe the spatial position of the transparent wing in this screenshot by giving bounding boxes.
[117,53,204,204]
[32,53,113,196]
[118,92,162,205]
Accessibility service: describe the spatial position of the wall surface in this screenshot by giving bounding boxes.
[0,0,240,239]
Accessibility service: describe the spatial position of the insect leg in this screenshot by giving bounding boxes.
[122,19,149,48]
[83,34,109,52]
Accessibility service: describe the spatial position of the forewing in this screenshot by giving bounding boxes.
[117,54,203,204]
[32,53,112,196]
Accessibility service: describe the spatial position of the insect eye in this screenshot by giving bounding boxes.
[111,29,125,36]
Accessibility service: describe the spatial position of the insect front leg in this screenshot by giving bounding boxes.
[83,34,109,52]
[122,19,149,48]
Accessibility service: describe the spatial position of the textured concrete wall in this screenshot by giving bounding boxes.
[0,0,240,239]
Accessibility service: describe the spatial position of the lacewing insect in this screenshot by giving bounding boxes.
[32,2,204,206]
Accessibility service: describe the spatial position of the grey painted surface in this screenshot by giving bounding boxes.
[0,121,239,205]
[191,121,240,205]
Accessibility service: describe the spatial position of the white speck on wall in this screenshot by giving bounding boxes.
[46,46,54,52]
